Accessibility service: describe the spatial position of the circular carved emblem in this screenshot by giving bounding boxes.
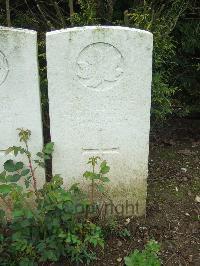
[76,42,124,91]
[0,51,9,86]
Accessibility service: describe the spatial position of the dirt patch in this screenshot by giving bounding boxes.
[94,118,200,266]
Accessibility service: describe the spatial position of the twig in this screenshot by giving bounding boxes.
[36,2,53,28]
[52,1,66,27]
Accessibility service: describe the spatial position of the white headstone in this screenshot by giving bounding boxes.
[0,27,44,187]
[47,26,153,216]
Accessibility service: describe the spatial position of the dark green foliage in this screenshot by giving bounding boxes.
[126,0,188,120]
[71,0,99,26]
[0,129,105,265]
[172,7,200,115]
[0,175,104,265]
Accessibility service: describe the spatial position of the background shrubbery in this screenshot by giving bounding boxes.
[0,0,199,121]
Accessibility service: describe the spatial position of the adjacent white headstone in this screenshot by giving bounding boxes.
[0,27,44,187]
[47,26,153,216]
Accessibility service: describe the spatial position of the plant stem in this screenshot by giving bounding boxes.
[25,142,37,192]
[91,164,95,204]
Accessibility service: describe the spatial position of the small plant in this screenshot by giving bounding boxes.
[104,218,131,239]
[83,156,110,205]
[124,240,161,266]
[0,129,106,265]
[119,228,131,239]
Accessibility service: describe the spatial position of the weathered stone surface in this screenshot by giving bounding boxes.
[0,27,44,187]
[47,26,153,216]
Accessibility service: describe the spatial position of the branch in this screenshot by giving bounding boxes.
[52,1,66,27]
[25,142,37,192]
[68,0,74,25]
[5,0,11,27]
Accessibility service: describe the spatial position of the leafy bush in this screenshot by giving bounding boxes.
[172,16,200,115]
[0,129,107,265]
[71,0,98,26]
[126,0,188,120]
[124,240,161,266]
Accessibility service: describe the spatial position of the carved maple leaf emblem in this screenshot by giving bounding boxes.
[77,43,123,90]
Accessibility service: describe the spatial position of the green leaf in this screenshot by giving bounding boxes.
[83,171,100,180]
[15,162,24,171]
[44,154,50,160]
[0,184,13,195]
[21,169,30,176]
[100,161,110,174]
[100,176,110,183]
[83,171,94,180]
[36,152,44,158]
[13,147,19,156]
[25,179,31,188]
[97,184,105,193]
[43,142,54,155]
[7,174,21,182]
[4,146,25,156]
[3,160,24,172]
[20,148,26,154]
[13,209,24,218]
[4,160,16,172]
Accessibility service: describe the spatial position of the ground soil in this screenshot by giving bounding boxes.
[57,118,200,266]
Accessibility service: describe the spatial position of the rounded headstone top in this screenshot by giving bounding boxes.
[0,26,36,35]
[46,26,153,37]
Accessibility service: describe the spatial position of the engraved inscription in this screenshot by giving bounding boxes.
[76,42,124,91]
[82,147,120,155]
[0,51,9,86]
